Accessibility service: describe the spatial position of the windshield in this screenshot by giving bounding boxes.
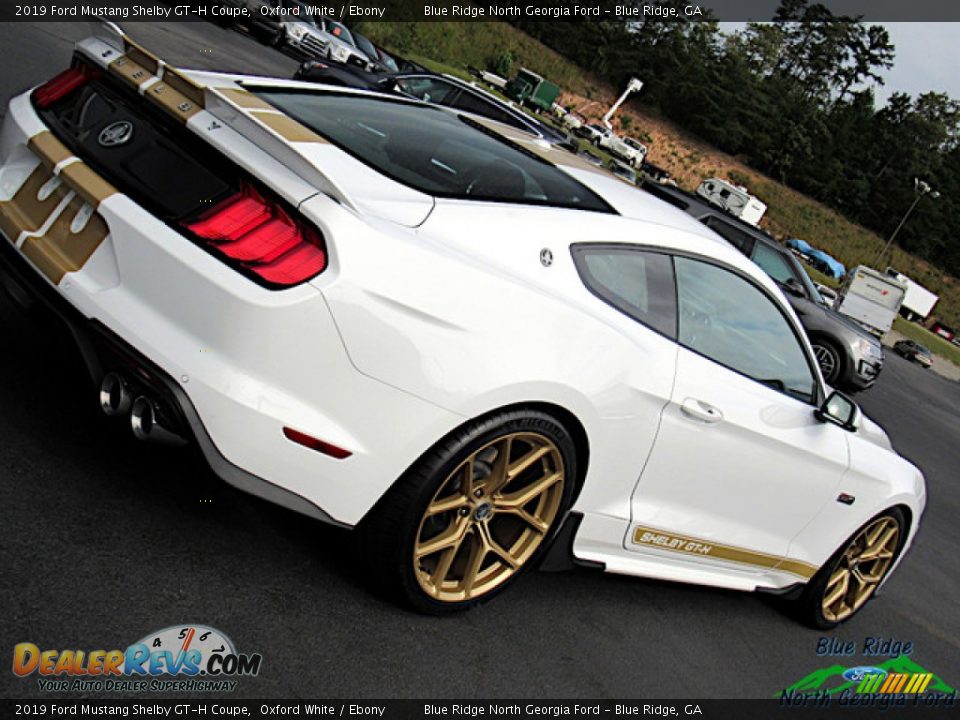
[253,90,615,212]
[353,33,377,59]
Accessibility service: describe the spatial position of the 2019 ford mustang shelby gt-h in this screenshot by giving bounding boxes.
[0,24,924,626]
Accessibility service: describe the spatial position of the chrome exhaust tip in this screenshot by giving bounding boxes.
[99,373,132,417]
[130,395,187,446]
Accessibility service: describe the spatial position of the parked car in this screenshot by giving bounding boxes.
[294,63,568,144]
[576,122,607,143]
[607,159,637,184]
[2,26,925,627]
[638,160,672,185]
[893,340,933,368]
[929,322,956,342]
[561,111,585,132]
[351,31,398,73]
[641,183,884,392]
[240,0,371,67]
[599,133,647,168]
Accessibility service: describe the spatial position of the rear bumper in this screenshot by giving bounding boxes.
[1,89,462,527]
[0,237,347,526]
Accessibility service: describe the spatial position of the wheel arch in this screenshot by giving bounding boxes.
[359,400,591,526]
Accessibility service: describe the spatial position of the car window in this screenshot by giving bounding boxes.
[701,216,756,256]
[751,242,800,287]
[395,77,459,105]
[353,33,377,59]
[674,257,816,402]
[450,90,527,130]
[572,246,676,337]
[254,90,614,212]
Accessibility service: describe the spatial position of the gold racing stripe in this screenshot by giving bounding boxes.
[0,165,69,242]
[122,38,161,76]
[214,87,275,111]
[161,67,206,109]
[145,80,203,122]
[21,194,109,285]
[59,163,117,207]
[108,55,153,90]
[249,111,328,143]
[27,131,73,170]
[4,133,118,283]
[632,525,818,579]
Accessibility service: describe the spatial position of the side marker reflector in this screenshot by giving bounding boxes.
[283,427,352,460]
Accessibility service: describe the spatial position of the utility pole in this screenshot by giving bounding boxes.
[873,178,939,268]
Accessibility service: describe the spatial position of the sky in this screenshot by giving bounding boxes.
[877,24,960,104]
[718,22,960,106]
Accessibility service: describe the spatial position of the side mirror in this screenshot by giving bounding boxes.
[783,277,806,297]
[378,78,399,92]
[815,391,859,432]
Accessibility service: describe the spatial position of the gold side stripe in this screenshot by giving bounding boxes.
[59,163,117,207]
[0,165,69,242]
[215,87,274,110]
[21,195,109,285]
[632,525,818,579]
[108,55,153,89]
[162,67,206,108]
[146,80,203,122]
[27,131,73,170]
[123,40,160,76]
[250,111,328,143]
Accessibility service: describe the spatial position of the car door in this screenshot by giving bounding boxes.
[629,254,849,575]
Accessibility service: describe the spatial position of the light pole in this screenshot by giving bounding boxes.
[873,177,939,268]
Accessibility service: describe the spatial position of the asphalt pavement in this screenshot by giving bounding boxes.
[0,21,958,700]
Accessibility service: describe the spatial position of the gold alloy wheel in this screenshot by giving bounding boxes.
[413,432,565,602]
[821,516,901,623]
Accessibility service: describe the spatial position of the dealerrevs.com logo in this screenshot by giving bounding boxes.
[12,624,262,693]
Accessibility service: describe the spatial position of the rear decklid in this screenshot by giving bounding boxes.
[69,22,434,227]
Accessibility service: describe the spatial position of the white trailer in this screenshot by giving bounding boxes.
[835,266,907,337]
[886,269,939,321]
[696,178,767,226]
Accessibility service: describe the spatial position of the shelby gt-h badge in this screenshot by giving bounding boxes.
[0,24,925,625]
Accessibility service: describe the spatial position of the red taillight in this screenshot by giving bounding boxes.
[283,427,352,460]
[34,67,94,109]
[182,184,327,287]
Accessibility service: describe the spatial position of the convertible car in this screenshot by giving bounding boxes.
[0,25,924,626]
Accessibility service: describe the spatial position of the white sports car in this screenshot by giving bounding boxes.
[0,25,925,626]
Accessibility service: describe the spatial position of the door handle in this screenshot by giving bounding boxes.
[680,398,724,424]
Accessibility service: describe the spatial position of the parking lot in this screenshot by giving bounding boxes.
[0,21,958,700]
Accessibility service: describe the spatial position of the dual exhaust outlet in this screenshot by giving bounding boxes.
[98,372,187,446]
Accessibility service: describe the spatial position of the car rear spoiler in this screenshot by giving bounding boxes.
[77,20,358,213]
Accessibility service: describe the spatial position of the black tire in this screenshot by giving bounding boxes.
[811,340,844,386]
[359,409,578,614]
[794,507,907,629]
